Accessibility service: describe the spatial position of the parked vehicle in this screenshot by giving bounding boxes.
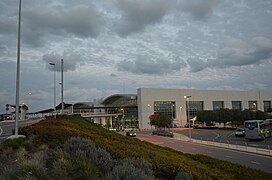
[126,130,136,137]
[244,120,271,140]
[235,128,245,137]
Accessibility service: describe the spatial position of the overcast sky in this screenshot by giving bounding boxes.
[1,0,272,113]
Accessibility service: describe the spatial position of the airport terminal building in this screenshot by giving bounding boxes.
[137,88,272,130]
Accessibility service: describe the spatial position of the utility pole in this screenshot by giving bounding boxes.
[61,59,64,113]
[15,0,22,136]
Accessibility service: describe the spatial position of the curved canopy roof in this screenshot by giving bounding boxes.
[101,94,137,106]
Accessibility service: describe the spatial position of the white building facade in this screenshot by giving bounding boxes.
[137,88,272,130]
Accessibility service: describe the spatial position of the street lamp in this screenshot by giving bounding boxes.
[147,103,152,129]
[60,59,64,114]
[184,95,191,140]
[49,63,56,119]
[179,106,183,126]
[14,0,22,137]
[171,103,175,133]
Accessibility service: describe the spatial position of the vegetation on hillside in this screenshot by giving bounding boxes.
[1,115,271,179]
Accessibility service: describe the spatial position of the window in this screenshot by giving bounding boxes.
[213,101,224,110]
[154,101,175,119]
[232,101,242,110]
[249,101,257,110]
[263,101,271,112]
[188,101,204,117]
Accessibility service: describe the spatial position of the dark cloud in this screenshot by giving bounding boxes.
[117,56,182,75]
[114,0,171,37]
[110,73,117,77]
[42,52,85,72]
[24,5,104,38]
[187,37,272,72]
[186,58,207,72]
[176,0,219,20]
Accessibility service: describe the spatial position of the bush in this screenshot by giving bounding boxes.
[0,137,32,151]
[106,158,154,180]
[51,150,99,180]
[0,147,49,180]
[175,172,194,180]
[97,147,115,174]
[63,137,97,163]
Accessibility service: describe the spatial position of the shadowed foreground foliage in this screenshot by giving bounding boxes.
[13,116,272,179]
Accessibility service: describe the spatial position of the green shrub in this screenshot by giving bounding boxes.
[106,158,154,180]
[175,172,194,180]
[0,147,49,180]
[97,147,115,174]
[51,150,99,180]
[0,137,32,151]
[63,137,97,163]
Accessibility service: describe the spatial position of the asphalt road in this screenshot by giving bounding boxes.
[136,133,272,173]
[174,128,272,149]
[0,118,41,142]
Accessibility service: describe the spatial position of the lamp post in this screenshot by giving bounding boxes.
[184,95,191,140]
[147,103,152,129]
[14,0,22,136]
[171,103,175,133]
[49,63,56,118]
[179,106,183,126]
[60,59,64,114]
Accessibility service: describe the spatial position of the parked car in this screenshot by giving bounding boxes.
[235,128,245,137]
[184,123,193,128]
[126,130,136,137]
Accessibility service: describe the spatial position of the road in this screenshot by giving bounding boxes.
[0,118,42,142]
[174,128,272,149]
[136,133,272,173]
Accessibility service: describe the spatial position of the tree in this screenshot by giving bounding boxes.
[149,113,172,129]
[149,114,159,128]
[158,113,172,129]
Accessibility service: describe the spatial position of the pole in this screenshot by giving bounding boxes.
[172,103,174,134]
[188,97,191,140]
[184,95,191,141]
[49,63,56,118]
[61,59,64,113]
[53,65,56,118]
[148,104,152,130]
[15,0,22,136]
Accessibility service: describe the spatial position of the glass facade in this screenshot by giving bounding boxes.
[248,101,257,110]
[154,101,176,119]
[263,101,271,112]
[188,101,204,117]
[212,101,224,110]
[232,101,242,110]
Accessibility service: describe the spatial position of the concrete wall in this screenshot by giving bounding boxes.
[137,88,272,130]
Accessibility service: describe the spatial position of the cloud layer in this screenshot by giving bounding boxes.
[0,0,272,114]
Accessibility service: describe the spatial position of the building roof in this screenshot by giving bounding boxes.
[101,94,137,105]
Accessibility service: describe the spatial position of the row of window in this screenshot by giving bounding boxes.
[212,101,271,112]
[152,100,272,119]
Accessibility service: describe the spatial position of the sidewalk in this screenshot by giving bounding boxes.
[173,132,272,157]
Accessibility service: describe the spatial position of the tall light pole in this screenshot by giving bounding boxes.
[147,103,152,129]
[184,95,191,140]
[14,0,22,136]
[171,103,175,133]
[49,63,56,118]
[61,59,64,113]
